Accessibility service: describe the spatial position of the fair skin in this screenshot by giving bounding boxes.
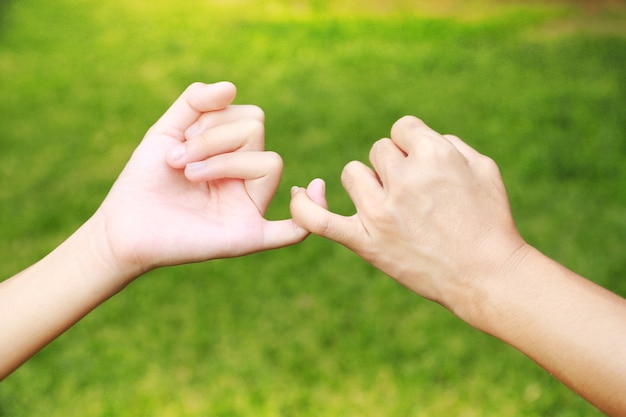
[0,81,325,380]
[290,116,626,417]
[2,88,623,415]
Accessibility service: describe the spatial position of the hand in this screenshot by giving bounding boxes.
[290,116,527,319]
[166,99,289,213]
[93,82,325,280]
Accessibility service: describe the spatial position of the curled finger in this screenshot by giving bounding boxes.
[184,151,282,213]
[149,82,237,140]
[390,115,450,156]
[368,138,406,187]
[290,185,365,250]
[341,160,385,214]
[185,105,265,141]
[258,179,329,249]
[168,118,265,169]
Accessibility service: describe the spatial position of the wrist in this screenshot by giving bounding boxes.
[453,240,537,335]
[78,212,143,295]
[0,214,140,377]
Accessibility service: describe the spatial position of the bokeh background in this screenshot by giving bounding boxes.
[1,0,625,415]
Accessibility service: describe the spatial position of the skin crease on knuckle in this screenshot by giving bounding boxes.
[246,104,265,123]
[392,115,424,136]
[192,118,264,156]
[264,151,283,176]
[215,117,266,152]
[369,138,393,161]
[245,117,266,148]
[309,206,337,241]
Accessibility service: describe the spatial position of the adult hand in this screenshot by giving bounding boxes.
[290,116,527,320]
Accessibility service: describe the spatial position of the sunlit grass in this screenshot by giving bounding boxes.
[1,0,624,416]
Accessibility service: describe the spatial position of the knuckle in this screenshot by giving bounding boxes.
[369,138,392,160]
[392,115,424,133]
[367,204,391,227]
[397,115,422,126]
[246,117,265,134]
[420,134,458,160]
[312,215,334,238]
[241,118,266,147]
[477,154,500,174]
[237,118,265,151]
[187,81,205,91]
[264,151,283,169]
[246,105,265,122]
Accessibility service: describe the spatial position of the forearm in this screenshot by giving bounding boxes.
[0,215,134,379]
[476,245,626,416]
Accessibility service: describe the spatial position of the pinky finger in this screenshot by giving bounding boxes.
[289,185,364,251]
[259,178,330,248]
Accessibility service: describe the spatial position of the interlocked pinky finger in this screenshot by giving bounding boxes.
[184,151,283,213]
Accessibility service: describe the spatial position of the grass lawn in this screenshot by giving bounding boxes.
[1,0,625,415]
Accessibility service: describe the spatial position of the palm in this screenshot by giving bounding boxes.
[99,134,275,272]
[94,83,324,274]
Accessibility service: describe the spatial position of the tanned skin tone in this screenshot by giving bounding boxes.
[290,116,626,416]
[2,85,624,416]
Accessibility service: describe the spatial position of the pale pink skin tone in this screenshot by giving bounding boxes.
[0,82,325,379]
[290,116,626,416]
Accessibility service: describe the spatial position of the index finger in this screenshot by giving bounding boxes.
[148,82,237,140]
[390,115,446,155]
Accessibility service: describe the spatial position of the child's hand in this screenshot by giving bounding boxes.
[95,82,325,279]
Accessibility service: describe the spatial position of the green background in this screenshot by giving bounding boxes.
[1,0,625,415]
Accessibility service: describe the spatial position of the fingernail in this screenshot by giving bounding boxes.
[169,144,186,163]
[185,161,205,173]
[185,123,201,139]
[290,186,300,196]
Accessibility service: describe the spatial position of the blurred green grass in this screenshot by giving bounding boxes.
[1,0,625,416]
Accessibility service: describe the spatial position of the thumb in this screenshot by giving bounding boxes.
[149,82,237,140]
[290,181,362,248]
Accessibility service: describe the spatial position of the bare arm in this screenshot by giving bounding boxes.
[290,116,626,416]
[0,216,127,378]
[478,245,626,416]
[0,81,325,380]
